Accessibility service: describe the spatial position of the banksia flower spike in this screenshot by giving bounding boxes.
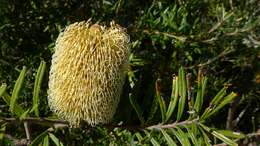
[48,20,130,126]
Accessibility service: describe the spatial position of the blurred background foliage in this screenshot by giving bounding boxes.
[0,0,259,145]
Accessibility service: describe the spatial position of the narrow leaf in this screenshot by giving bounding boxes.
[134,132,143,142]
[10,66,26,115]
[198,126,211,146]
[203,92,237,119]
[210,86,227,106]
[19,109,30,120]
[30,130,48,146]
[146,94,158,124]
[194,76,208,113]
[177,67,186,121]
[32,61,46,117]
[150,138,160,146]
[200,124,238,146]
[184,125,199,146]
[161,129,177,146]
[166,77,179,122]
[1,91,24,116]
[0,84,7,97]
[155,79,166,122]
[129,93,145,125]
[49,133,64,146]
[216,130,245,139]
[175,127,191,146]
[0,124,6,140]
[43,135,49,146]
[171,128,190,146]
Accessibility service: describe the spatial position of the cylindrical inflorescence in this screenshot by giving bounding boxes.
[48,20,130,126]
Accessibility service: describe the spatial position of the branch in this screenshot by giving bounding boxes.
[147,118,199,130]
[1,117,68,128]
[1,117,199,131]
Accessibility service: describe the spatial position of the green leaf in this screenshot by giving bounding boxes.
[19,109,30,120]
[200,124,238,146]
[129,93,145,125]
[10,66,26,115]
[1,91,25,116]
[155,79,166,122]
[171,128,190,146]
[203,92,237,119]
[0,124,6,140]
[32,61,46,117]
[134,132,143,142]
[49,133,64,146]
[194,76,208,113]
[150,137,160,146]
[166,77,179,122]
[216,130,245,139]
[175,127,191,146]
[198,126,211,146]
[184,125,199,146]
[30,130,48,146]
[0,84,7,97]
[210,86,227,106]
[146,94,158,124]
[43,135,49,146]
[200,86,228,120]
[177,67,186,121]
[161,129,177,146]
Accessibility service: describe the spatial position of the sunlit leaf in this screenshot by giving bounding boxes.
[166,76,179,122]
[43,135,49,146]
[200,123,238,146]
[171,128,190,146]
[134,132,143,142]
[184,125,199,146]
[198,126,211,146]
[177,67,186,121]
[150,137,160,146]
[161,129,177,146]
[0,84,7,97]
[19,109,30,120]
[49,133,64,146]
[10,66,26,115]
[175,127,191,146]
[1,90,24,116]
[210,86,227,106]
[216,130,245,139]
[32,61,46,117]
[203,92,237,119]
[194,76,208,113]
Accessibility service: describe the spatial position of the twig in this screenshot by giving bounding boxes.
[143,29,187,42]
[208,12,233,34]
[1,117,68,127]
[147,118,198,130]
[1,117,199,131]
[23,121,31,142]
[186,48,234,69]
[226,100,237,130]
